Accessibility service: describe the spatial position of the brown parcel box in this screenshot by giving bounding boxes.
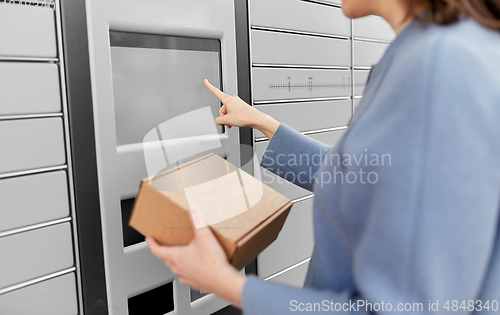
[129,153,293,270]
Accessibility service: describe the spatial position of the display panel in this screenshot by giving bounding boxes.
[110,31,223,146]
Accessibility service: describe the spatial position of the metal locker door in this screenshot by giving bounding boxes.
[354,41,390,67]
[0,273,78,315]
[258,198,314,279]
[249,0,350,37]
[0,3,57,58]
[268,260,310,288]
[253,100,352,139]
[251,30,351,67]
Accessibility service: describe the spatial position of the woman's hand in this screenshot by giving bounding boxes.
[204,79,280,140]
[146,210,247,308]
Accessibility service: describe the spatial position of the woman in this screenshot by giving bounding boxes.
[147,0,500,313]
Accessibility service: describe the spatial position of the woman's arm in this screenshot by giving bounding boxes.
[260,123,332,191]
[205,80,333,191]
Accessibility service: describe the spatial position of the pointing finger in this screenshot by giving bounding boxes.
[204,79,227,101]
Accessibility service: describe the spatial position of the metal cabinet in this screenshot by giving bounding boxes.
[0,2,80,314]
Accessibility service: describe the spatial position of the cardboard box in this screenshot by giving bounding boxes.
[129,153,293,270]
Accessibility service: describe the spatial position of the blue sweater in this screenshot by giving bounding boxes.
[242,18,500,314]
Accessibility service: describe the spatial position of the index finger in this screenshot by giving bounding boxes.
[204,79,227,101]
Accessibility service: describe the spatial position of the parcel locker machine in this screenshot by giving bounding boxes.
[61,0,251,314]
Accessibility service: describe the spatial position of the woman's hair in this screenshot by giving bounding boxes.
[405,0,500,29]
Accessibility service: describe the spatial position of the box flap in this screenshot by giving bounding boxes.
[230,201,293,270]
[210,172,291,244]
[210,227,238,261]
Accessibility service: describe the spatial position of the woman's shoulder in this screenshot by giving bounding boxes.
[399,17,500,65]
[397,18,500,99]
[385,18,500,131]
[433,18,499,64]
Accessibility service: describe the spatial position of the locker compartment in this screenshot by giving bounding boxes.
[269,261,310,288]
[0,223,74,289]
[0,273,78,315]
[354,69,371,96]
[0,63,61,116]
[252,68,352,102]
[254,99,351,138]
[258,198,314,278]
[121,198,145,247]
[308,129,346,145]
[354,40,389,67]
[255,130,346,200]
[0,171,70,233]
[354,98,362,112]
[259,167,312,200]
[250,0,350,37]
[251,30,351,67]
[354,15,396,41]
[0,118,66,174]
[0,3,57,58]
[256,129,347,164]
[128,282,174,315]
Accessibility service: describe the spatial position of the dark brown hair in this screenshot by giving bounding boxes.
[405,0,500,29]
